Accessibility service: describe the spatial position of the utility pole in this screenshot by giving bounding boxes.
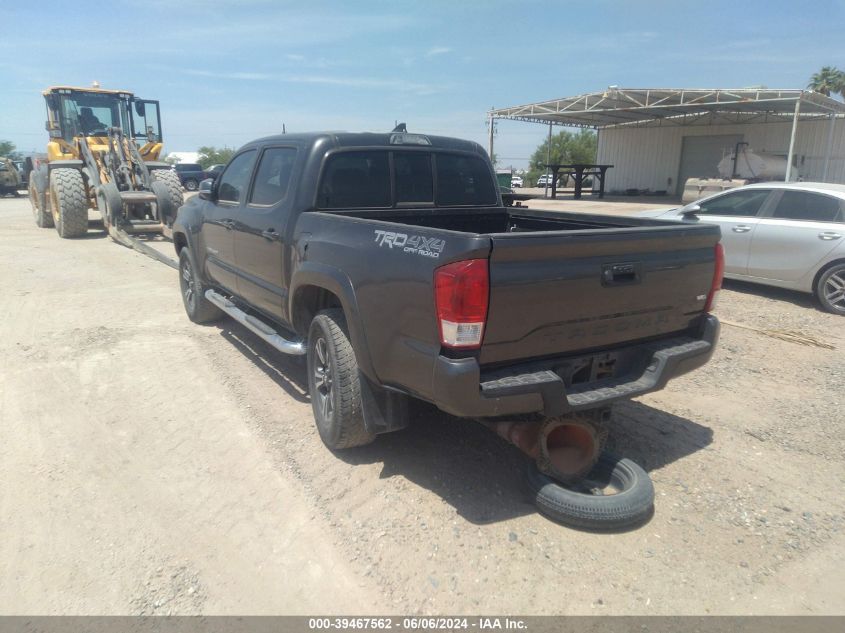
[487,113,495,162]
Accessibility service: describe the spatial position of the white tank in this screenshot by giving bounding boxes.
[717,148,793,180]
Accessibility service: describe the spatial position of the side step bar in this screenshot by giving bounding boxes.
[205,289,306,356]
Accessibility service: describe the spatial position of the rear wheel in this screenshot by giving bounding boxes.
[307,309,375,450]
[151,169,184,225]
[49,168,88,238]
[178,248,223,324]
[183,178,198,192]
[816,263,845,315]
[29,180,53,228]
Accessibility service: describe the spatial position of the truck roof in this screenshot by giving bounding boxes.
[244,131,486,155]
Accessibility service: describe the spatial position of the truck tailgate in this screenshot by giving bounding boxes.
[481,225,720,366]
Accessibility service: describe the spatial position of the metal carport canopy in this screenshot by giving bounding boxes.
[488,88,845,182]
[488,88,845,128]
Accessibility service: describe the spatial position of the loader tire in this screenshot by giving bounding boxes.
[29,180,54,228]
[49,168,88,238]
[151,169,184,225]
[97,182,122,231]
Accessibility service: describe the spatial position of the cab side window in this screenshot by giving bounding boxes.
[771,191,842,223]
[249,147,297,206]
[217,150,257,204]
[698,189,770,217]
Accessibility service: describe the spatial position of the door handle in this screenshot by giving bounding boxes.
[732,225,752,233]
[261,228,279,240]
[819,231,842,240]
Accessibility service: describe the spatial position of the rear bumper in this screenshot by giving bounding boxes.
[431,315,719,418]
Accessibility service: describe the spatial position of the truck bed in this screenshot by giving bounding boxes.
[322,205,719,367]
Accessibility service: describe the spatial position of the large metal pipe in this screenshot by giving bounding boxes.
[482,412,609,483]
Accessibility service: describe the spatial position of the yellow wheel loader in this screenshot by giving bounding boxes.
[28,85,183,238]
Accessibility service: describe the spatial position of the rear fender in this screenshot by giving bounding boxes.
[290,262,376,381]
[47,160,84,172]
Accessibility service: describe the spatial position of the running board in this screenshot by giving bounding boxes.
[204,289,306,355]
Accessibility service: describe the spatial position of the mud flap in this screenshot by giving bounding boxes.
[360,375,410,435]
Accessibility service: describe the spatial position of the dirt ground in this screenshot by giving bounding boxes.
[1,195,843,615]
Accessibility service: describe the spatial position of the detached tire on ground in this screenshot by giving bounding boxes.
[29,180,54,228]
[49,168,88,238]
[178,248,223,324]
[151,169,184,225]
[525,452,654,531]
[307,309,375,450]
[815,263,845,315]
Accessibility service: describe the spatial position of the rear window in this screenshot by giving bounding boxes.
[177,163,202,171]
[318,150,496,209]
[772,191,842,223]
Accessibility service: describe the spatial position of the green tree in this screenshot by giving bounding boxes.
[0,140,15,157]
[197,146,236,169]
[807,66,845,97]
[526,129,597,185]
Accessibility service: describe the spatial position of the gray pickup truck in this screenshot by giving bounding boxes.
[172,131,722,528]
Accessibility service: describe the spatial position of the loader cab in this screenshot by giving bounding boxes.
[43,86,163,161]
[44,88,132,142]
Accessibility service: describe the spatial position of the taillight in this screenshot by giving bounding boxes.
[705,243,725,312]
[435,259,489,349]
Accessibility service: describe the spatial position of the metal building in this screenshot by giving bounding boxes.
[488,88,845,197]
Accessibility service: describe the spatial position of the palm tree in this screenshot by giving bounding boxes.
[808,66,845,97]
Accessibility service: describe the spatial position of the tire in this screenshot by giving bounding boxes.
[97,182,122,231]
[815,263,845,315]
[49,168,88,238]
[525,452,654,531]
[151,169,184,224]
[307,309,375,450]
[184,178,198,192]
[178,248,223,324]
[29,180,54,228]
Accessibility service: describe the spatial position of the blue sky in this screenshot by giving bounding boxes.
[1,0,844,168]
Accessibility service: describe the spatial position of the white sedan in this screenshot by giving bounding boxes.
[638,182,845,315]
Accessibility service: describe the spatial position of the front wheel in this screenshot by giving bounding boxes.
[816,263,845,315]
[178,248,223,324]
[307,309,375,450]
[49,168,88,238]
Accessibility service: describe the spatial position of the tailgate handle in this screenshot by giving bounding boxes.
[602,262,641,286]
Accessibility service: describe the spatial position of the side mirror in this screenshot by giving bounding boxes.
[681,204,701,219]
[198,178,214,200]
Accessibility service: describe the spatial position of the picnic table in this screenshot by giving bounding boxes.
[545,163,614,199]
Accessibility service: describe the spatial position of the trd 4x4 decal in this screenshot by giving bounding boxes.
[374,230,445,258]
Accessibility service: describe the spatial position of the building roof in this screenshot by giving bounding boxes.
[489,88,845,129]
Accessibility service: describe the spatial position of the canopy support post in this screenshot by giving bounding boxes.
[785,98,801,182]
[544,122,552,198]
[822,113,836,182]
